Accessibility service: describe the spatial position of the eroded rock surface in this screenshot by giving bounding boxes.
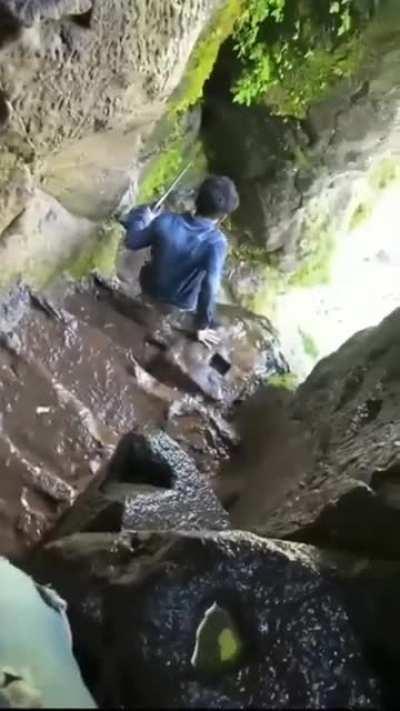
[231,308,400,559]
[29,530,382,709]
[0,0,225,282]
[54,428,230,539]
[0,276,284,559]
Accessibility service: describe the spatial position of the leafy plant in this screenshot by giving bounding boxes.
[231,0,369,117]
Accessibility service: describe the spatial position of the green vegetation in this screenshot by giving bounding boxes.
[369,156,400,191]
[170,0,246,117]
[349,158,400,231]
[138,140,185,205]
[67,220,123,281]
[230,205,337,319]
[299,328,319,359]
[268,372,299,390]
[289,214,336,288]
[349,200,373,230]
[139,0,248,204]
[231,0,370,117]
[138,135,207,205]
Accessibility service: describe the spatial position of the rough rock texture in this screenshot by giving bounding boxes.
[0,189,123,289]
[231,307,400,559]
[29,530,382,709]
[0,276,284,559]
[53,428,230,539]
[202,1,400,295]
[0,0,225,284]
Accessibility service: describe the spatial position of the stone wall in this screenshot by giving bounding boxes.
[0,0,225,288]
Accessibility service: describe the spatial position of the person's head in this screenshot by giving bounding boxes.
[195,175,239,221]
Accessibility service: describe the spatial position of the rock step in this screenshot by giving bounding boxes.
[62,276,288,405]
[0,344,114,559]
[62,279,160,366]
[15,294,167,434]
[0,286,232,558]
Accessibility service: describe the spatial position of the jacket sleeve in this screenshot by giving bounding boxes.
[196,239,227,330]
[122,206,156,251]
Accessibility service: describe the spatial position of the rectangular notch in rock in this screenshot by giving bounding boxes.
[210,353,231,377]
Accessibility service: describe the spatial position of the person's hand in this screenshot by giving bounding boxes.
[149,201,165,218]
[197,328,220,349]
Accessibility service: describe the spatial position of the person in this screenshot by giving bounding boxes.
[120,175,239,348]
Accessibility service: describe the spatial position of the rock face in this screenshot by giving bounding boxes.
[29,530,382,709]
[230,307,400,559]
[202,2,400,296]
[0,276,284,560]
[0,0,225,285]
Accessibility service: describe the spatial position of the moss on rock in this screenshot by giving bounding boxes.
[0,193,123,294]
[138,1,247,205]
[369,156,400,191]
[67,220,123,281]
[299,328,319,359]
[268,372,299,390]
[289,219,336,288]
[170,0,246,117]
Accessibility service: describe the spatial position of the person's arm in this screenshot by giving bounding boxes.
[196,239,227,337]
[122,206,158,251]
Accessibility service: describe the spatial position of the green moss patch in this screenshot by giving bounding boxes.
[289,215,336,288]
[299,328,319,359]
[268,372,299,390]
[349,201,373,231]
[232,0,372,118]
[67,220,122,280]
[171,0,246,117]
[369,157,400,191]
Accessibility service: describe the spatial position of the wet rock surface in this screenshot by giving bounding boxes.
[230,308,400,559]
[0,276,283,560]
[29,530,382,709]
[54,428,230,538]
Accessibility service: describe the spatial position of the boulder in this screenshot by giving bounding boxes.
[29,530,382,709]
[53,428,230,538]
[234,307,400,558]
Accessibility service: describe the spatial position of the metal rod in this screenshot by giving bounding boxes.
[153,160,193,212]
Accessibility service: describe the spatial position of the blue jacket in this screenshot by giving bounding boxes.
[122,206,227,329]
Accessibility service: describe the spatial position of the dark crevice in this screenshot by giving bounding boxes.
[364,398,383,423]
[69,8,93,29]
[283,486,400,560]
[107,432,175,489]
[210,353,231,376]
[0,2,22,49]
[0,90,10,128]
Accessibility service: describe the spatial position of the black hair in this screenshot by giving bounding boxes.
[195,175,239,219]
